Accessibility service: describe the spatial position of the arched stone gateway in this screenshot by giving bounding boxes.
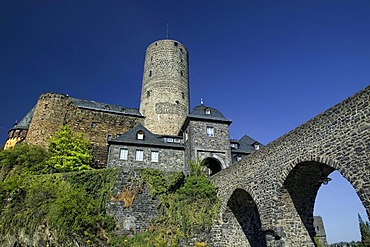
[203,157,222,176]
[211,86,370,246]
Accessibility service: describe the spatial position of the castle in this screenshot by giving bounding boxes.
[4,38,342,246]
[5,39,261,174]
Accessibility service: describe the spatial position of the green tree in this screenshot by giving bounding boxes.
[0,143,49,179]
[48,126,92,172]
[359,214,370,246]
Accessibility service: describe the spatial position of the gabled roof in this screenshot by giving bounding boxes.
[231,135,263,154]
[70,97,143,117]
[10,106,35,131]
[109,124,184,149]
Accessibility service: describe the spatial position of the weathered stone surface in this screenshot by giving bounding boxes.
[25,93,143,168]
[139,40,189,136]
[108,144,185,172]
[107,169,160,236]
[210,85,370,246]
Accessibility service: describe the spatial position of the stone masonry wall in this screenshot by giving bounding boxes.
[210,85,370,246]
[186,120,232,169]
[108,144,185,172]
[139,40,189,136]
[26,93,143,168]
[107,169,160,236]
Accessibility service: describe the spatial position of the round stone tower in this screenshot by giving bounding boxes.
[139,39,189,136]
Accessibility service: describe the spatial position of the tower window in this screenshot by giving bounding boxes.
[119,148,128,160]
[180,48,183,53]
[182,92,185,99]
[91,122,97,128]
[174,42,178,46]
[180,71,183,76]
[149,70,152,77]
[206,126,214,137]
[135,150,144,161]
[147,91,150,98]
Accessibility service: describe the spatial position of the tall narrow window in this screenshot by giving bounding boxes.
[206,126,214,137]
[119,148,128,160]
[135,150,143,161]
[151,151,159,162]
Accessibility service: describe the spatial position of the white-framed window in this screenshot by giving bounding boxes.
[206,126,214,137]
[167,137,173,143]
[254,144,260,150]
[151,151,159,162]
[205,108,211,115]
[236,155,242,161]
[135,150,144,161]
[119,148,128,160]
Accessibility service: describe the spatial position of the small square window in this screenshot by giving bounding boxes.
[151,151,159,162]
[135,150,143,161]
[236,155,242,161]
[119,148,128,160]
[167,138,173,143]
[205,109,211,115]
[91,122,97,128]
[206,127,214,137]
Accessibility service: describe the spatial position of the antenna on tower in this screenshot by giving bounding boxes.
[166,21,169,39]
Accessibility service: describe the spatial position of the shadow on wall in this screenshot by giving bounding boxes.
[227,188,267,247]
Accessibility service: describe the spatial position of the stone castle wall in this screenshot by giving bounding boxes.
[139,40,189,136]
[108,144,185,172]
[25,93,143,168]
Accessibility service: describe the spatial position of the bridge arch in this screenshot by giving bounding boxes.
[278,154,369,243]
[210,86,370,246]
[222,188,267,247]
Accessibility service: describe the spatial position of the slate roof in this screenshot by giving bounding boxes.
[231,135,263,154]
[70,97,143,117]
[11,106,35,130]
[109,124,184,149]
[189,105,231,122]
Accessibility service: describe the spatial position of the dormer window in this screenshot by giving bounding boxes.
[231,143,239,149]
[254,143,260,150]
[205,108,211,115]
[137,131,145,140]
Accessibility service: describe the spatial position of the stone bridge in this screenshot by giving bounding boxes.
[211,86,369,246]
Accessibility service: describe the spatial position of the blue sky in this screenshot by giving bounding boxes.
[1,0,369,243]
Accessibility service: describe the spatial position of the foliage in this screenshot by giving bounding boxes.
[0,169,118,246]
[48,125,93,172]
[359,214,370,247]
[314,236,323,247]
[0,143,49,180]
[127,161,220,246]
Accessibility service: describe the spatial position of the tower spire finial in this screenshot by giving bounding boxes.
[200,98,204,105]
[166,21,169,39]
